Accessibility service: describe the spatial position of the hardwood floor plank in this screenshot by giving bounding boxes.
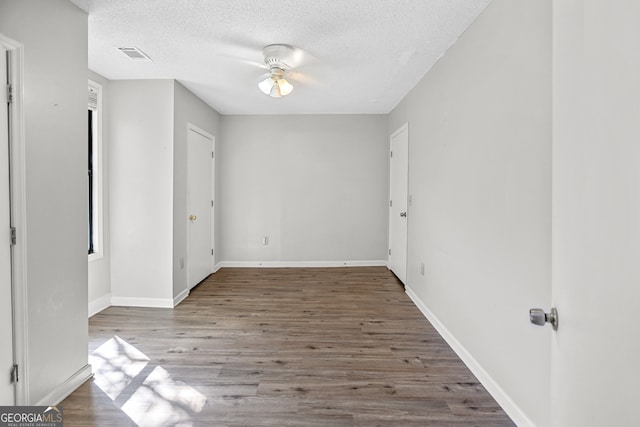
[61,267,514,426]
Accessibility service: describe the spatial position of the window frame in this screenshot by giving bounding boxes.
[88,80,103,261]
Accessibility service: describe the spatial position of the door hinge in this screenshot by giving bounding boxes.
[12,364,18,383]
[211,200,214,207]
[390,151,393,158]
[211,249,214,256]
[6,84,13,104]
[10,227,16,246]
[212,151,215,158]
[388,249,391,256]
[389,200,392,207]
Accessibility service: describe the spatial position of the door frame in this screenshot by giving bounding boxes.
[388,122,409,284]
[0,34,28,405]
[186,123,215,289]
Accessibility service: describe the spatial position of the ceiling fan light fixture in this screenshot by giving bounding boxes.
[258,76,275,95]
[276,78,293,96]
[269,82,282,98]
[257,46,296,98]
[258,69,293,98]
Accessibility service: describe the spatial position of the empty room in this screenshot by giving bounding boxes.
[1,0,638,426]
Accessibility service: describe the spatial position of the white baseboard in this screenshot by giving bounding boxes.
[213,262,223,273]
[404,285,534,427]
[217,260,388,268]
[88,293,111,317]
[110,296,174,308]
[173,288,189,307]
[35,364,93,406]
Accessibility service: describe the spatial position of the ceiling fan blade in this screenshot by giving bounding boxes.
[288,48,319,69]
[239,58,269,70]
[286,70,318,86]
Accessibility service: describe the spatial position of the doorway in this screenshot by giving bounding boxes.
[388,123,409,284]
[0,43,15,406]
[0,34,26,406]
[186,125,214,289]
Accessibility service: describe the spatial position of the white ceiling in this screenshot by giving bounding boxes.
[70,0,492,115]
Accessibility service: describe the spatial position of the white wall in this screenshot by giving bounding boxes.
[173,81,220,298]
[109,79,221,304]
[552,1,640,425]
[88,70,112,315]
[389,0,551,425]
[0,0,91,404]
[219,115,388,264]
[109,80,175,305]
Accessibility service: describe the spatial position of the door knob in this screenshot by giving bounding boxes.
[189,214,197,221]
[400,212,407,217]
[529,307,558,330]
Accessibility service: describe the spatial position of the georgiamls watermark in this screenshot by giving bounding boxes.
[0,406,63,427]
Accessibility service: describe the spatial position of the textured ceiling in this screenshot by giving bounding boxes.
[70,0,492,115]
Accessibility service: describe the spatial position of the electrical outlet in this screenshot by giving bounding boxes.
[420,262,425,276]
[263,236,269,245]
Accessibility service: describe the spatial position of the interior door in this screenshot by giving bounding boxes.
[388,123,408,284]
[0,46,15,405]
[187,127,214,289]
[551,1,640,425]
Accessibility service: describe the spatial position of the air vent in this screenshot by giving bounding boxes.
[117,47,152,61]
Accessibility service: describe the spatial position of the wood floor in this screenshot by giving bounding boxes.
[61,267,514,426]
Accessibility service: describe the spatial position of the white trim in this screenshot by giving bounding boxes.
[110,296,175,308]
[87,252,103,262]
[388,122,409,284]
[1,34,29,405]
[187,123,214,140]
[390,122,409,140]
[186,123,215,288]
[87,79,104,261]
[404,285,533,427]
[91,290,191,312]
[88,293,111,317]
[35,364,93,406]
[173,288,189,307]
[212,145,219,274]
[217,260,388,268]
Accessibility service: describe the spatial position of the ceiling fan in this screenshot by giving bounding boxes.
[257,44,303,98]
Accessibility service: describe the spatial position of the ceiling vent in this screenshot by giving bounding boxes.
[117,47,152,61]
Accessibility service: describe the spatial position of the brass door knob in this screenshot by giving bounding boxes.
[189,214,197,221]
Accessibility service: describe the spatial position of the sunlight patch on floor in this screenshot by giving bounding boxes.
[90,336,207,427]
[121,366,207,427]
[89,335,149,400]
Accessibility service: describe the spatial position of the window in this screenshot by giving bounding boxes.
[88,81,103,259]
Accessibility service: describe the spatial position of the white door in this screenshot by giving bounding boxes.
[388,123,408,284]
[0,46,15,405]
[187,127,214,289]
[551,2,640,425]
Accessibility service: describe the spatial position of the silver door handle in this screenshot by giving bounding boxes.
[529,307,558,330]
[400,212,407,217]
